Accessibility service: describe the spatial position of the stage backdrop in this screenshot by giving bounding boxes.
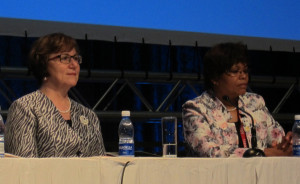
[1,1,300,41]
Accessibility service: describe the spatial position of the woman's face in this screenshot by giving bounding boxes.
[213,63,249,99]
[45,48,80,90]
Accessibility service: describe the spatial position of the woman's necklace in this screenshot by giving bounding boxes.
[227,107,237,112]
[57,97,71,113]
[217,96,237,112]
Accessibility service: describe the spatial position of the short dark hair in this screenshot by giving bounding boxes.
[203,42,248,90]
[28,33,80,86]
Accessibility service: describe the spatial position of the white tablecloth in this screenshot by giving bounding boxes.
[0,156,299,184]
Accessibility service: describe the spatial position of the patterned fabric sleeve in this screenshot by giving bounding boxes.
[182,100,247,157]
[89,110,106,156]
[5,100,39,157]
[251,95,286,147]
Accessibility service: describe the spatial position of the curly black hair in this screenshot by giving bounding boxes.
[203,42,249,90]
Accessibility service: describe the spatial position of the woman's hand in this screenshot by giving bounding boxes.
[277,131,293,151]
[264,131,293,156]
[264,146,292,156]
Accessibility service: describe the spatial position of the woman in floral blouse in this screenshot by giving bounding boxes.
[182,42,292,157]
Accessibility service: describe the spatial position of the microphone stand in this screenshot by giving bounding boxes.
[222,96,265,157]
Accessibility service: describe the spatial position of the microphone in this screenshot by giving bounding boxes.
[222,96,265,157]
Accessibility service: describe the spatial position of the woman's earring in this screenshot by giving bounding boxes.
[43,77,47,81]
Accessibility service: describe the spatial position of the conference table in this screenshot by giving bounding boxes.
[0,155,299,184]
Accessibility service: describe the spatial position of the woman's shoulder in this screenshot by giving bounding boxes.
[11,90,42,107]
[241,92,264,100]
[7,91,45,119]
[182,91,220,113]
[240,92,265,106]
[183,91,215,106]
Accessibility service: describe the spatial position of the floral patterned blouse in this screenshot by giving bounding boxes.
[182,91,285,157]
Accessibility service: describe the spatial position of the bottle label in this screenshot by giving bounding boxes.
[119,143,134,156]
[293,145,300,156]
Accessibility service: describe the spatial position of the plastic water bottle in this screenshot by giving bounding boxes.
[292,114,300,156]
[118,110,134,156]
[0,106,5,158]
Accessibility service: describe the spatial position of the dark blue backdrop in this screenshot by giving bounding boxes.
[1,35,300,155]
